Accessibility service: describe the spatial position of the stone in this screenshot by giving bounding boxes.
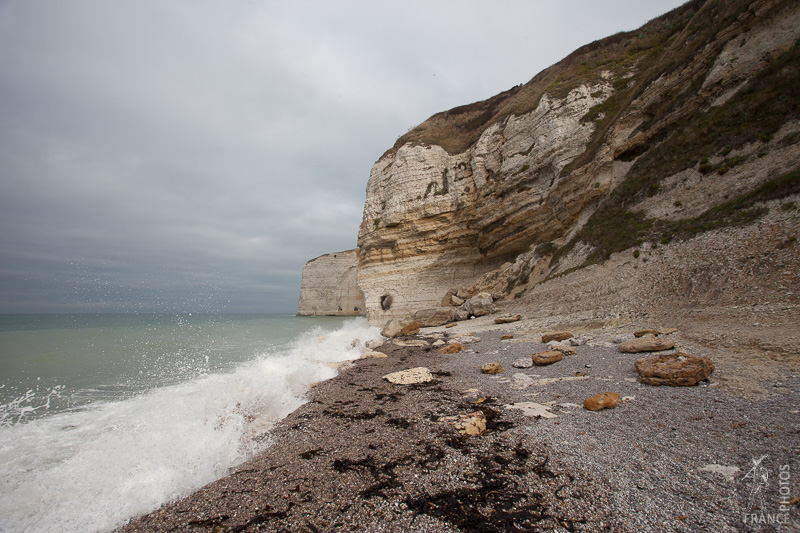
[392,339,429,347]
[400,321,421,336]
[442,411,486,436]
[551,345,577,356]
[510,373,535,389]
[445,322,458,328]
[365,339,384,350]
[413,307,457,327]
[660,328,678,335]
[541,332,573,343]
[383,367,434,385]
[634,352,714,386]
[494,314,521,324]
[500,334,514,340]
[481,361,504,374]
[381,319,404,338]
[450,295,465,307]
[568,336,587,346]
[512,357,533,368]
[532,351,563,366]
[438,342,465,354]
[619,337,675,353]
[583,392,620,411]
[634,329,660,337]
[461,294,495,318]
[297,249,365,316]
[454,308,470,321]
[360,351,388,359]
[432,340,445,346]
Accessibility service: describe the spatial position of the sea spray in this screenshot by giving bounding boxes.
[0,317,380,533]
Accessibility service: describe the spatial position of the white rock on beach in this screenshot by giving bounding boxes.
[505,402,557,419]
[383,367,434,385]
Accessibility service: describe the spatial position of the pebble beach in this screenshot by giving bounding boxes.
[120,317,800,532]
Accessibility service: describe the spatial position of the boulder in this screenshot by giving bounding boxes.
[634,329,661,337]
[365,339,385,350]
[383,367,434,385]
[450,295,465,307]
[532,351,564,366]
[494,314,521,324]
[481,361,504,374]
[413,307,457,327]
[400,320,421,336]
[619,337,675,353]
[381,319,404,338]
[583,392,621,411]
[454,308,470,321]
[635,353,714,386]
[461,294,495,318]
[512,357,533,368]
[541,331,573,343]
[438,342,465,354]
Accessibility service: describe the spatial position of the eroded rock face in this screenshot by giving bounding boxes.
[356,86,610,324]
[297,250,365,316]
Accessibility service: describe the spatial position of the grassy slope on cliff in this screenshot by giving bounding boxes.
[385,0,705,157]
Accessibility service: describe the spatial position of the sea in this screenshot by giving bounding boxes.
[0,313,381,533]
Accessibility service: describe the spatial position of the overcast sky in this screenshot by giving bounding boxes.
[0,0,686,313]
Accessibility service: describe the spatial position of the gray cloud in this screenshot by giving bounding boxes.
[0,0,686,313]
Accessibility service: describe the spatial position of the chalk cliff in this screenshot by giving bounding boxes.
[297,250,365,316]
[356,0,800,329]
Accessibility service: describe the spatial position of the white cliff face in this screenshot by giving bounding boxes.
[357,83,610,324]
[297,250,365,316]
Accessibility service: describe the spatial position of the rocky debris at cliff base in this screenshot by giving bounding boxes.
[635,353,715,386]
[583,392,621,411]
[381,319,403,338]
[494,314,521,324]
[400,321,421,336]
[383,367,434,384]
[532,350,564,366]
[619,337,675,353]
[541,331,574,343]
[413,307,457,327]
[480,361,504,374]
[459,293,495,318]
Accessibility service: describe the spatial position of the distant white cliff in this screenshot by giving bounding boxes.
[297,249,365,316]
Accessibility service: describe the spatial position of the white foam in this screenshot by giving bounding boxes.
[0,318,380,533]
